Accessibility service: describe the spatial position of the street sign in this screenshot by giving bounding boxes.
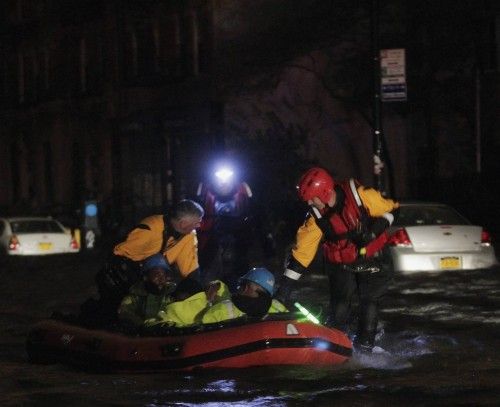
[380,48,407,102]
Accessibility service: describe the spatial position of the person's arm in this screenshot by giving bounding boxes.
[358,187,399,217]
[356,186,399,254]
[113,216,164,261]
[165,231,200,279]
[200,301,239,324]
[117,295,143,326]
[275,215,323,304]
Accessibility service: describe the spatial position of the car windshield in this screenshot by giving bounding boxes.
[394,205,470,227]
[10,220,65,234]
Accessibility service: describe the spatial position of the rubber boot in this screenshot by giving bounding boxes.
[324,301,351,333]
[354,301,379,352]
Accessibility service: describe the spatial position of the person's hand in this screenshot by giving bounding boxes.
[349,217,391,248]
[205,281,221,304]
[274,276,297,309]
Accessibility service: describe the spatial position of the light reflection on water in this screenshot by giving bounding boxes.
[1,262,500,406]
[160,398,288,407]
[202,379,236,393]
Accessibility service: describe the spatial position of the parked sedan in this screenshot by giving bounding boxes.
[386,202,497,273]
[0,217,80,256]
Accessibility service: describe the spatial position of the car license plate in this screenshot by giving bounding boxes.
[440,256,461,269]
[38,242,53,251]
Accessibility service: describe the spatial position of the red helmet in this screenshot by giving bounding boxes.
[297,167,335,203]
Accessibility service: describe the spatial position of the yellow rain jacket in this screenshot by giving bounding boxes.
[144,280,231,328]
[113,215,199,278]
[201,298,288,324]
[118,282,172,327]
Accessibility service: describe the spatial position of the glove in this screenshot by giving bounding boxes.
[354,231,376,248]
[274,276,298,308]
[370,217,390,237]
[351,217,391,248]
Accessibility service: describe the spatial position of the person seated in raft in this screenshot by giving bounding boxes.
[201,267,288,324]
[143,277,230,328]
[118,254,176,328]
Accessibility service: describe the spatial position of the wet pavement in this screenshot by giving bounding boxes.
[0,250,499,406]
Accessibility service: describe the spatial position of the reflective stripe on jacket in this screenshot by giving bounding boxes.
[113,215,199,277]
[201,297,288,324]
[201,299,245,324]
[270,299,288,313]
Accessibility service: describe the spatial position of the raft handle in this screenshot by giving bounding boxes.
[161,343,183,357]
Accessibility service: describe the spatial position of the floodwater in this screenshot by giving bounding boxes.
[1,252,499,406]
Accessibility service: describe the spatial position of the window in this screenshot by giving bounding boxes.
[81,31,104,94]
[10,142,20,201]
[395,205,470,226]
[36,47,50,98]
[44,142,53,203]
[10,220,65,234]
[4,51,18,103]
[0,51,5,106]
[135,19,156,77]
[21,50,36,103]
[159,13,181,76]
[123,18,157,80]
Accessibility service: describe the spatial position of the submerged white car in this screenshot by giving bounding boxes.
[0,217,80,256]
[386,202,497,273]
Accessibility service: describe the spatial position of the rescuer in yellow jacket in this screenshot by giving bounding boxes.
[201,267,288,324]
[81,199,204,327]
[275,167,399,353]
[113,199,204,279]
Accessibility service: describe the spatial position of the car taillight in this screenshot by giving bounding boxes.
[70,236,79,250]
[481,229,492,246]
[388,228,412,247]
[8,235,20,251]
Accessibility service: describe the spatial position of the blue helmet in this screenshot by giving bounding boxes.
[240,267,275,296]
[143,254,170,273]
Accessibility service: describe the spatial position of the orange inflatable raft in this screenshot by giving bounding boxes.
[26,314,352,372]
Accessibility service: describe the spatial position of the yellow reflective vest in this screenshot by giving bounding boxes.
[113,215,199,278]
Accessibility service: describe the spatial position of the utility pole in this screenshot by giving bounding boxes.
[371,0,385,194]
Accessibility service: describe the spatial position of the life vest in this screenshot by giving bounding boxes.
[320,180,389,264]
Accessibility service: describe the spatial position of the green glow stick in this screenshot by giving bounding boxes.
[294,302,320,324]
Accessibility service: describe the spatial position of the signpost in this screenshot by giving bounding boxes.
[82,200,100,250]
[380,48,407,102]
[372,0,407,195]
